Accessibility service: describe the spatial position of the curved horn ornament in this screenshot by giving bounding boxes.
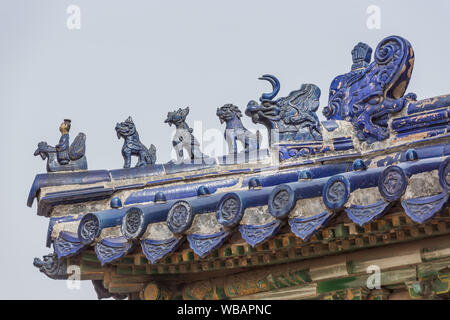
[259,74,280,102]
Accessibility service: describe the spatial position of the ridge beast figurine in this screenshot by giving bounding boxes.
[216,103,261,154]
[245,74,322,144]
[165,107,207,164]
[115,116,157,168]
[323,36,417,143]
[34,119,87,172]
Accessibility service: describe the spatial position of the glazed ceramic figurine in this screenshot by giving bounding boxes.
[216,104,261,154]
[245,75,322,144]
[115,116,156,168]
[34,119,87,172]
[165,107,207,164]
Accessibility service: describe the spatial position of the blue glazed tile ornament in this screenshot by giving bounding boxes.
[401,193,449,223]
[248,177,262,189]
[289,211,334,241]
[216,104,261,154]
[352,159,367,171]
[268,184,296,219]
[141,237,184,264]
[278,143,328,160]
[77,207,127,245]
[405,149,419,161]
[351,42,372,70]
[216,193,244,228]
[439,157,450,192]
[187,231,231,258]
[239,220,282,247]
[345,200,391,226]
[322,175,350,211]
[121,207,145,239]
[323,36,416,143]
[95,236,133,266]
[46,215,82,248]
[110,197,122,208]
[115,116,156,168]
[378,165,408,202]
[154,191,167,203]
[166,200,194,235]
[53,231,84,258]
[78,213,100,245]
[245,75,322,144]
[197,186,211,196]
[165,107,210,164]
[298,170,312,180]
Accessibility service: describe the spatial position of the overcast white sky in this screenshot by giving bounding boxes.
[1,0,449,299]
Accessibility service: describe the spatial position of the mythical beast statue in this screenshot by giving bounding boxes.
[165,107,208,164]
[216,103,261,154]
[323,36,417,143]
[245,75,322,144]
[115,116,156,168]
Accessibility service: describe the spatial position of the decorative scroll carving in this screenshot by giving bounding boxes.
[268,184,295,219]
[167,200,194,234]
[401,193,449,223]
[216,193,244,228]
[278,143,329,161]
[115,116,156,168]
[323,36,416,143]
[94,237,133,265]
[53,231,84,258]
[46,215,83,248]
[378,166,407,202]
[221,198,239,221]
[245,75,322,144]
[322,175,350,211]
[187,230,231,258]
[78,214,100,244]
[141,237,184,263]
[122,207,144,239]
[345,200,391,226]
[239,220,282,247]
[289,211,334,240]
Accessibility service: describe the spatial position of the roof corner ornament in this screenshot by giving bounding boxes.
[33,119,87,172]
[115,116,157,169]
[165,107,209,164]
[245,74,322,145]
[351,42,372,71]
[33,253,68,280]
[324,36,417,143]
[216,103,261,155]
